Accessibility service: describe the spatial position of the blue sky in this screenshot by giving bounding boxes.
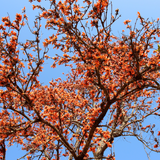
[0,0,160,159]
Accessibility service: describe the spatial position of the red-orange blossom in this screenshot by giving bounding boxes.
[0,0,160,160]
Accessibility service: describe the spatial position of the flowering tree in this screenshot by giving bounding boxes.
[0,0,160,160]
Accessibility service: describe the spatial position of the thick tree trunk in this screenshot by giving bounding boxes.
[94,153,104,160]
[94,144,105,160]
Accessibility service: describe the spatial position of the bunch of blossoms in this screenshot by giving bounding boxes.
[0,0,160,160]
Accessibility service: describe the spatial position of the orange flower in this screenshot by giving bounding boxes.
[137,11,140,15]
[16,13,22,22]
[105,141,112,148]
[154,144,158,148]
[123,20,131,25]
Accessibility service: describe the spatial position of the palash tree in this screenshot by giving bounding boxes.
[0,0,160,159]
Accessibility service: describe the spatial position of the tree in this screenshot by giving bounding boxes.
[0,0,160,159]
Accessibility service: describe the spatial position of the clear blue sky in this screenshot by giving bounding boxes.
[0,0,160,159]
